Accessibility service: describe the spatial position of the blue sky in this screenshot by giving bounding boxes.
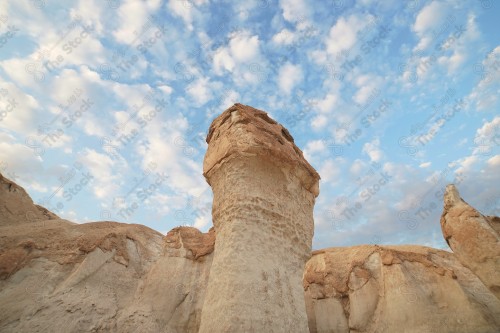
[0,0,498,250]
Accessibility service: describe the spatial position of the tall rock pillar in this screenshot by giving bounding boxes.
[198,104,320,332]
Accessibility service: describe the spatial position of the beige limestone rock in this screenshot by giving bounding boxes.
[0,173,58,227]
[198,104,320,333]
[440,184,500,299]
[116,226,214,333]
[304,245,500,333]
[0,172,214,332]
[0,222,214,333]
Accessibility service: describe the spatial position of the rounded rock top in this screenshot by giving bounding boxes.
[203,103,320,196]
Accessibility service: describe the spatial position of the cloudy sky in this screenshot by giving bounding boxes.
[0,0,498,250]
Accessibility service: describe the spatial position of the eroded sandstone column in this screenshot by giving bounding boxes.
[198,104,320,332]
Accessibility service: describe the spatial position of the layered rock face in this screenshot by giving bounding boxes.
[441,184,500,299]
[0,196,214,333]
[199,104,320,332]
[304,245,500,333]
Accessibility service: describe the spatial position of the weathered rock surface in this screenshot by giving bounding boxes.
[1,104,499,333]
[199,104,320,332]
[0,173,58,227]
[440,184,500,299]
[304,245,500,333]
[0,189,214,333]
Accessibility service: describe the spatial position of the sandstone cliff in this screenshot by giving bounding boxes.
[1,103,499,333]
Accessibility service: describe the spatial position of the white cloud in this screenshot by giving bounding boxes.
[230,33,260,62]
[311,115,328,130]
[279,0,310,23]
[453,155,479,175]
[354,85,375,105]
[309,49,328,65]
[111,82,153,109]
[419,162,432,168]
[467,46,500,111]
[473,116,500,155]
[278,62,303,94]
[81,114,108,137]
[0,133,44,182]
[70,0,106,34]
[29,181,49,193]
[114,0,162,44]
[413,1,448,35]
[194,214,210,229]
[326,14,372,56]
[349,159,366,176]
[437,14,480,75]
[362,138,383,162]
[319,159,341,183]
[0,82,42,134]
[310,91,340,130]
[487,154,500,168]
[146,193,189,216]
[158,85,173,95]
[167,0,208,31]
[59,209,80,223]
[217,89,240,110]
[303,140,326,161]
[79,148,123,199]
[316,93,338,114]
[1,1,65,48]
[212,31,261,77]
[213,47,236,74]
[136,116,208,198]
[411,2,468,53]
[0,57,38,89]
[41,67,150,140]
[272,28,296,45]
[352,74,382,105]
[59,33,107,67]
[186,77,213,106]
[438,52,465,73]
[168,0,193,31]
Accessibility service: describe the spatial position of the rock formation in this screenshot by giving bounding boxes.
[1,172,214,332]
[0,173,58,227]
[199,104,320,332]
[440,184,500,299]
[304,245,500,333]
[0,104,499,333]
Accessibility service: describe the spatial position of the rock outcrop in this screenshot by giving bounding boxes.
[304,245,500,333]
[0,104,499,333]
[0,173,58,227]
[199,104,320,332]
[440,184,500,299]
[0,191,214,332]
